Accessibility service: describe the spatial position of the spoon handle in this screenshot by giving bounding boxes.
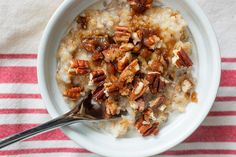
[0,115,79,149]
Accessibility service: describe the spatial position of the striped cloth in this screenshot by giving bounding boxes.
[0,0,236,156]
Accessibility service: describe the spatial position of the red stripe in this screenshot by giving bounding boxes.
[0,94,41,99]
[0,124,69,140]
[0,109,47,114]
[220,70,236,86]
[216,96,236,102]
[185,126,236,142]
[208,111,236,116]
[0,148,90,155]
[0,54,37,59]
[1,125,236,142]
[222,58,236,62]
[163,150,236,155]
[0,67,37,83]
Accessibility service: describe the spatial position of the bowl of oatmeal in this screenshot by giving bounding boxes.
[38,0,221,156]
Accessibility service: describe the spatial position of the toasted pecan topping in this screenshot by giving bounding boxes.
[119,59,140,83]
[113,26,131,43]
[91,70,106,87]
[92,86,106,101]
[175,48,193,68]
[69,60,90,75]
[117,53,132,72]
[150,95,165,112]
[136,97,145,112]
[130,81,148,101]
[139,47,152,59]
[145,72,165,94]
[104,82,120,97]
[63,87,81,100]
[135,114,159,136]
[119,43,134,52]
[102,44,121,62]
[81,36,110,53]
[129,0,153,14]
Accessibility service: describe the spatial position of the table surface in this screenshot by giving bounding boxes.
[0,0,236,157]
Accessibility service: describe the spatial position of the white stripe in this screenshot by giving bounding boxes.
[0,59,36,67]
[0,114,50,124]
[0,84,39,94]
[172,142,236,151]
[2,141,79,150]
[202,116,236,126]
[222,62,236,70]
[0,99,45,109]
[217,87,236,97]
[211,102,236,112]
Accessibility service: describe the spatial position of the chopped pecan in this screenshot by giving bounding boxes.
[132,30,143,45]
[135,115,159,136]
[104,82,120,97]
[113,26,131,43]
[119,43,134,52]
[119,82,133,96]
[102,44,121,62]
[106,62,118,82]
[105,97,121,115]
[149,95,165,112]
[130,81,148,101]
[117,53,132,72]
[81,38,97,53]
[92,86,106,101]
[130,97,145,112]
[119,59,140,83]
[129,0,153,14]
[173,48,193,68]
[91,70,106,87]
[81,36,110,53]
[143,35,161,50]
[133,42,142,53]
[92,51,104,61]
[191,91,198,103]
[145,72,165,94]
[69,60,90,75]
[139,47,152,59]
[63,87,81,100]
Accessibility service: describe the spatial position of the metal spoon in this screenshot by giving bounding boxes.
[0,93,118,149]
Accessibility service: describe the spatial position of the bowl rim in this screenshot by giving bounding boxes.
[37,0,221,156]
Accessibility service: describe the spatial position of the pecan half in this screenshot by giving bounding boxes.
[63,87,81,100]
[130,81,148,101]
[91,70,106,87]
[135,116,159,137]
[92,86,106,101]
[119,59,140,83]
[104,82,120,97]
[129,0,153,14]
[81,36,110,53]
[173,48,193,68]
[145,72,165,94]
[106,62,118,82]
[69,60,90,75]
[105,97,121,116]
[113,26,131,43]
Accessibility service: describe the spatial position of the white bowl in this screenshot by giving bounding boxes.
[38,0,221,156]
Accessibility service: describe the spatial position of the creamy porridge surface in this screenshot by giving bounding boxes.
[56,0,197,137]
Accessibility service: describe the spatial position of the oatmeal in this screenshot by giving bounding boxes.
[56,0,197,137]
